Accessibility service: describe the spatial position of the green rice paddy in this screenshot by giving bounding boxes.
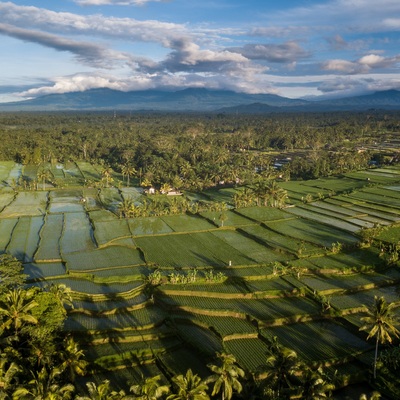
[1,160,400,390]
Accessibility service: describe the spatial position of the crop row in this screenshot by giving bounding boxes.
[265,217,360,248]
[1,191,48,217]
[324,198,400,222]
[159,294,320,323]
[175,321,223,356]
[224,337,271,372]
[260,320,369,365]
[185,313,258,337]
[65,305,166,332]
[284,206,362,233]
[211,229,288,264]
[24,262,66,280]
[60,212,96,254]
[6,216,43,262]
[239,225,321,257]
[35,214,63,261]
[64,245,145,272]
[32,276,143,295]
[0,190,15,212]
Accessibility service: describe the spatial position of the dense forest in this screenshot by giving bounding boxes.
[0,111,399,189]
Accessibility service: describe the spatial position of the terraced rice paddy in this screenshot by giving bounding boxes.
[1,160,400,389]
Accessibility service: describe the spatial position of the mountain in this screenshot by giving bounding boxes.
[0,87,399,112]
[218,89,400,113]
[0,88,309,112]
[314,89,400,110]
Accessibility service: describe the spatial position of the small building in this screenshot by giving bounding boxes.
[166,189,182,196]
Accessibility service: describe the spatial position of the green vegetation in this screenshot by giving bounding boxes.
[0,111,400,398]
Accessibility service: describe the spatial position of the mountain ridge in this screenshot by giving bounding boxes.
[0,87,399,112]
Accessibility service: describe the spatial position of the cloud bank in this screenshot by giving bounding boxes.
[0,0,400,100]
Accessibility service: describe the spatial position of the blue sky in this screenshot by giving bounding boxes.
[0,0,400,102]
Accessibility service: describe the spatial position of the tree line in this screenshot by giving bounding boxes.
[0,111,398,192]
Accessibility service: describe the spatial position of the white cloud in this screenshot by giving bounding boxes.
[322,53,400,75]
[318,75,400,95]
[16,69,277,98]
[228,42,310,63]
[0,2,189,49]
[358,53,400,68]
[321,59,366,74]
[0,23,133,68]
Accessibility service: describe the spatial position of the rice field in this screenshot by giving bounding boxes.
[240,224,323,256]
[64,246,145,272]
[60,212,96,254]
[1,161,400,390]
[224,338,271,372]
[264,217,360,248]
[0,191,48,217]
[261,320,369,363]
[6,216,43,261]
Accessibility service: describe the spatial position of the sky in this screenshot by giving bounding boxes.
[1,0,400,103]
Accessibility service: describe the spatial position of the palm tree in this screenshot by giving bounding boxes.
[167,369,209,400]
[207,352,245,400]
[300,367,334,400]
[266,180,287,208]
[121,163,137,187]
[0,358,20,398]
[37,168,53,191]
[160,183,172,194]
[256,339,301,398]
[101,166,113,188]
[75,380,127,400]
[359,392,381,400]
[117,198,135,218]
[360,296,400,378]
[48,284,74,309]
[12,366,75,400]
[59,336,88,382]
[0,288,38,336]
[129,375,169,400]
[219,211,228,227]
[251,180,269,206]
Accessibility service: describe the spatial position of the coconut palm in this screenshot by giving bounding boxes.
[117,198,135,218]
[48,284,74,309]
[218,211,228,227]
[12,366,74,400]
[76,380,127,400]
[0,358,20,398]
[101,166,113,188]
[360,296,400,378]
[167,369,209,400]
[359,392,381,400]
[37,168,53,191]
[0,288,38,336]
[266,180,287,208]
[300,367,334,400]
[59,336,88,382]
[129,375,169,400]
[256,339,301,398]
[207,352,245,400]
[160,183,172,194]
[251,180,270,206]
[121,164,137,187]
